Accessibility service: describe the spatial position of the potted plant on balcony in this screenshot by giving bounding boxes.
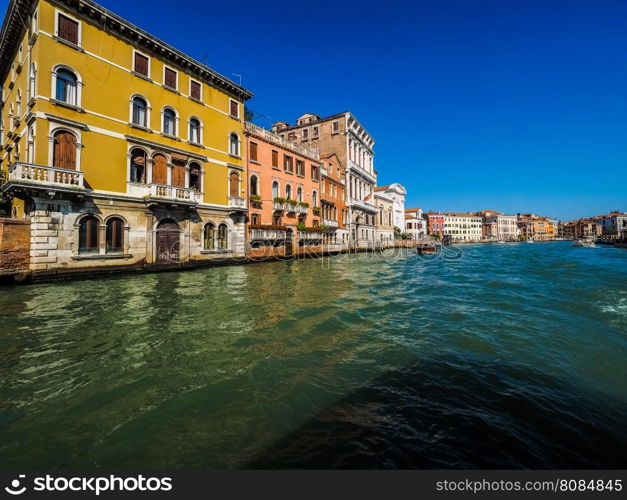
[250,194,262,207]
[312,206,321,215]
[273,196,286,204]
[287,199,298,206]
[298,201,309,208]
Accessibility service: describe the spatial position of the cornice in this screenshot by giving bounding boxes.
[0,0,254,101]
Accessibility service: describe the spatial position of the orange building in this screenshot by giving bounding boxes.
[244,122,322,256]
[320,153,346,244]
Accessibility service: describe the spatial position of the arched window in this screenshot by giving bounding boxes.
[131,96,147,127]
[55,68,77,105]
[152,154,168,185]
[78,215,99,255]
[272,181,279,199]
[52,130,77,169]
[129,148,146,183]
[106,217,124,254]
[163,107,176,136]
[296,187,302,202]
[312,190,318,207]
[285,184,292,200]
[189,162,201,190]
[189,117,201,144]
[203,222,215,250]
[250,175,259,196]
[229,171,240,197]
[28,63,36,100]
[217,223,228,249]
[229,133,239,156]
[27,125,35,163]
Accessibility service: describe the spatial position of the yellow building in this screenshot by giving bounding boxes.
[0,0,252,274]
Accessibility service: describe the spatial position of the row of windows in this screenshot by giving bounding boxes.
[78,215,231,255]
[249,143,319,180]
[49,65,242,155]
[53,10,240,117]
[263,179,318,206]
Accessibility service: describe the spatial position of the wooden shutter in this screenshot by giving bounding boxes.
[53,131,76,169]
[271,150,278,167]
[230,100,238,117]
[152,155,167,184]
[172,160,186,187]
[164,68,177,89]
[250,142,257,161]
[229,172,239,196]
[190,81,201,99]
[134,53,149,76]
[58,14,78,44]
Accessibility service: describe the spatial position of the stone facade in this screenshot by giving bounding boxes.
[24,197,245,273]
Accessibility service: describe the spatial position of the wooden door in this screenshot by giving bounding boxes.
[153,155,167,185]
[172,160,186,187]
[156,230,180,263]
[229,172,239,197]
[53,131,76,169]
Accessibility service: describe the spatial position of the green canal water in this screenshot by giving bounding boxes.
[1,242,626,469]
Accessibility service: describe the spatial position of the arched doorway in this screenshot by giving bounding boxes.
[156,218,180,263]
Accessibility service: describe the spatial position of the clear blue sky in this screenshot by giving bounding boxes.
[11,0,627,220]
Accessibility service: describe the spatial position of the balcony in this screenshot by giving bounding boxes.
[323,219,339,228]
[3,162,85,192]
[298,230,324,240]
[349,197,378,213]
[273,202,285,211]
[285,203,298,213]
[297,205,308,214]
[348,160,377,184]
[250,227,288,240]
[146,184,201,205]
[228,196,246,209]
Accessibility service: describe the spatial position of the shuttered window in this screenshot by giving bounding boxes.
[230,100,239,118]
[58,14,79,45]
[172,160,186,187]
[52,131,77,169]
[164,68,177,89]
[271,150,278,168]
[134,53,149,76]
[229,172,240,197]
[152,154,168,185]
[250,142,258,162]
[190,80,201,100]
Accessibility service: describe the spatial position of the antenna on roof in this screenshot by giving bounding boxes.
[202,54,209,66]
[232,73,242,86]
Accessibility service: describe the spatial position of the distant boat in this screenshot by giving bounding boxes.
[526,238,534,243]
[416,242,439,255]
[573,238,595,248]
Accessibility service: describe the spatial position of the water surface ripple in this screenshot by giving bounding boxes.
[0,242,626,468]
